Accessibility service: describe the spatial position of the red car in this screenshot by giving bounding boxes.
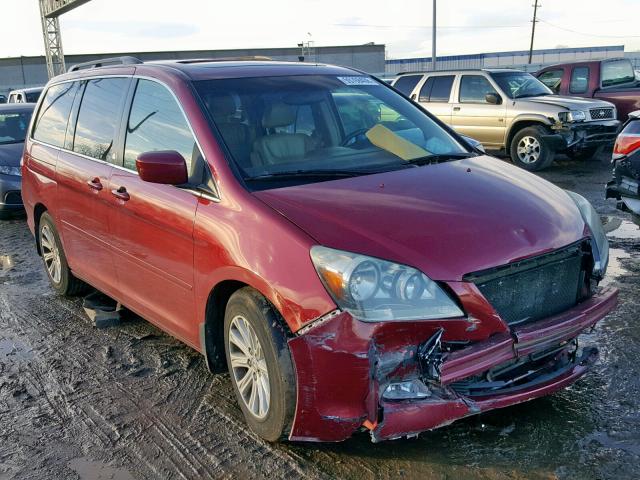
[536,58,640,121]
[22,57,617,442]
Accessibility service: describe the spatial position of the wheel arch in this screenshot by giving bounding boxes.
[33,202,48,256]
[506,116,553,151]
[200,273,294,373]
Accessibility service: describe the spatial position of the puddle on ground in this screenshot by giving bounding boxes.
[607,220,640,240]
[0,338,34,361]
[601,248,631,287]
[0,254,15,271]
[68,457,135,480]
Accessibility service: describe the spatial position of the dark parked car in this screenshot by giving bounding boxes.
[0,103,34,218]
[22,57,617,442]
[536,58,640,121]
[606,110,640,224]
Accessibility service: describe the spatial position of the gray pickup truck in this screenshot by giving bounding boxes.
[392,69,620,170]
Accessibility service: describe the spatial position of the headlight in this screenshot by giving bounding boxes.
[565,191,609,278]
[0,165,21,176]
[558,110,586,123]
[310,246,464,321]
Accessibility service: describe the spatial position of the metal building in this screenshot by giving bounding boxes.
[0,43,385,96]
[386,45,627,74]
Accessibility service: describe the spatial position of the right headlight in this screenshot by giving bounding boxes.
[310,246,464,322]
[558,110,586,123]
[565,191,609,279]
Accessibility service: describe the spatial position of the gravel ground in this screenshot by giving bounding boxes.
[1,156,639,480]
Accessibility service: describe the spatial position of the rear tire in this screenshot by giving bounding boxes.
[510,126,555,171]
[38,212,88,296]
[224,287,296,442]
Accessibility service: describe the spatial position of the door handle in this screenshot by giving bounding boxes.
[111,186,130,202]
[453,106,461,111]
[87,178,103,191]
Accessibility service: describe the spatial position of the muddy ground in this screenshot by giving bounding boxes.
[1,156,640,480]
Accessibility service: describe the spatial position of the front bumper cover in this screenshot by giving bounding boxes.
[287,286,617,442]
[544,119,620,152]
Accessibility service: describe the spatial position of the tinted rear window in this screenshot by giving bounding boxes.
[429,76,454,102]
[32,82,80,148]
[25,91,41,103]
[393,75,422,96]
[73,78,128,161]
[570,67,589,94]
[602,59,636,88]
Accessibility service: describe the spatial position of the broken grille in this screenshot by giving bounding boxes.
[589,108,614,120]
[464,243,586,326]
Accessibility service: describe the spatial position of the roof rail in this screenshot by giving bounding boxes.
[68,56,143,72]
[174,56,273,64]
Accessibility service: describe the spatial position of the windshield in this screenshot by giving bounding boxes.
[602,59,636,88]
[0,111,31,144]
[195,75,469,189]
[490,72,553,99]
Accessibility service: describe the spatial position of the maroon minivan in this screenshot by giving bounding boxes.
[22,57,617,442]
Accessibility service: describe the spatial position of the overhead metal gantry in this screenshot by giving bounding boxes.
[38,0,93,78]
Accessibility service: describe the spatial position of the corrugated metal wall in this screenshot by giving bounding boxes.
[386,45,626,74]
[0,44,386,95]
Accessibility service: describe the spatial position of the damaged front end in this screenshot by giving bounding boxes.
[286,240,618,443]
[605,112,640,223]
[545,118,620,154]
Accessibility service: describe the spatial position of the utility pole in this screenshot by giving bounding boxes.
[432,0,437,71]
[528,0,540,64]
[38,0,93,78]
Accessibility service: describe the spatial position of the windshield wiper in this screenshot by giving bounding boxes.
[245,169,373,181]
[406,152,477,165]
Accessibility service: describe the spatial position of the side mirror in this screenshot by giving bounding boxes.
[136,150,188,185]
[485,93,501,105]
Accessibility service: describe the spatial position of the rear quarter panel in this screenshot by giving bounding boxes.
[22,141,59,235]
[594,89,640,121]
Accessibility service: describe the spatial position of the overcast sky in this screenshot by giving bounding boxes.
[2,0,639,59]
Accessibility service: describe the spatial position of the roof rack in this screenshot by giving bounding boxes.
[174,56,273,64]
[68,56,143,72]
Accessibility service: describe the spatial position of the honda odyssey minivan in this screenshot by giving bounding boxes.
[22,57,617,442]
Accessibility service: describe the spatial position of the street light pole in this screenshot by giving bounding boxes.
[432,0,437,71]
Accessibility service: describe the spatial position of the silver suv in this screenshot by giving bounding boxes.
[393,69,620,170]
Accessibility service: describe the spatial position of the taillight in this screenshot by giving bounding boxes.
[613,133,640,159]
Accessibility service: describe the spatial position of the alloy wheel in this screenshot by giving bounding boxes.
[228,315,270,419]
[517,135,541,164]
[41,224,62,284]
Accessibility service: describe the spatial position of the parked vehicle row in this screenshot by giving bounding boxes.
[21,57,617,443]
[392,69,620,170]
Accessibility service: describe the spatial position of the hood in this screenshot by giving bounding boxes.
[254,156,585,281]
[0,142,25,167]
[524,95,613,110]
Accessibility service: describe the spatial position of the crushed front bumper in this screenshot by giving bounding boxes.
[545,120,620,152]
[287,286,617,442]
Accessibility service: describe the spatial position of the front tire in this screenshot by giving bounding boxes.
[510,126,555,171]
[38,212,88,296]
[224,288,296,442]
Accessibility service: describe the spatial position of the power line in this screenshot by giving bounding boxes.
[538,18,640,38]
[332,23,523,30]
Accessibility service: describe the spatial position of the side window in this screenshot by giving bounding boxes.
[569,67,589,94]
[393,75,422,96]
[124,79,197,175]
[538,69,563,94]
[418,77,434,102]
[429,76,455,102]
[459,75,498,103]
[32,82,80,148]
[73,78,128,161]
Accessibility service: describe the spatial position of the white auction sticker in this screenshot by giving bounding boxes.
[337,76,379,86]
